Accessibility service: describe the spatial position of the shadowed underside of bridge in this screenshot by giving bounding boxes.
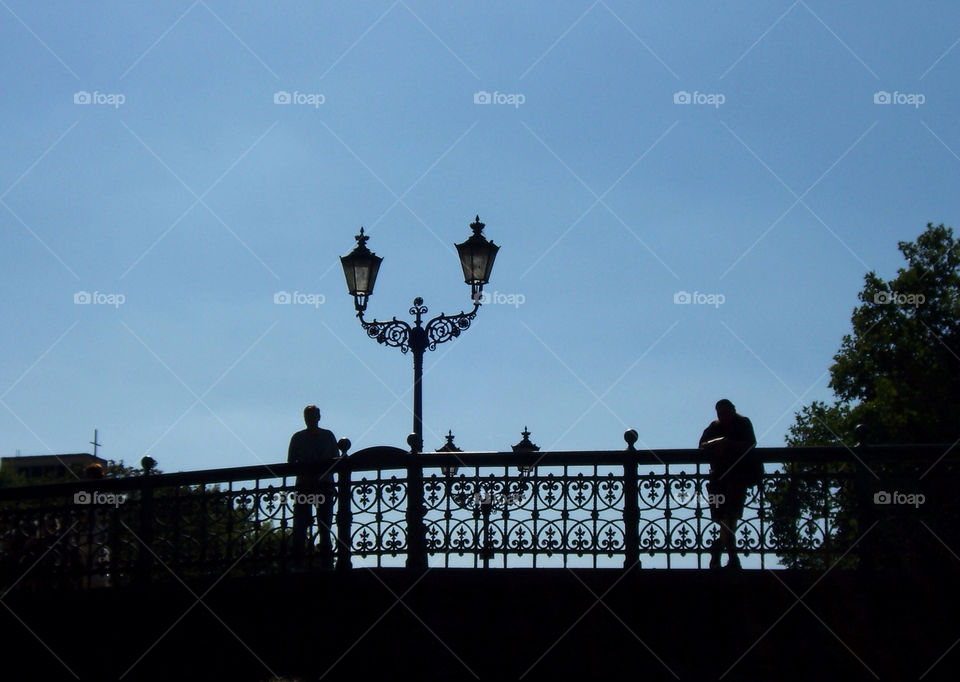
[5,569,958,681]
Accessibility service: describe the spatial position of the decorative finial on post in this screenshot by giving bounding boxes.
[624,429,639,451]
[407,432,423,454]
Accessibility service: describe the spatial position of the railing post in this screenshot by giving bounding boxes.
[108,503,121,586]
[405,433,428,570]
[853,425,875,573]
[335,439,353,572]
[135,470,155,586]
[623,430,641,570]
[480,499,493,569]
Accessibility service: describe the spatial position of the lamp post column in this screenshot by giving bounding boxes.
[405,446,427,570]
[409,318,428,451]
[406,321,428,570]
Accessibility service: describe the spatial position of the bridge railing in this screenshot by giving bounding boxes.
[0,440,954,586]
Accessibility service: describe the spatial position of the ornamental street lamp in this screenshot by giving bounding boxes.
[436,430,462,477]
[512,426,539,476]
[341,216,499,451]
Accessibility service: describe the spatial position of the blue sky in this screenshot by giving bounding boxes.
[1,1,958,473]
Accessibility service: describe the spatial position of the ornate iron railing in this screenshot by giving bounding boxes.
[0,438,954,587]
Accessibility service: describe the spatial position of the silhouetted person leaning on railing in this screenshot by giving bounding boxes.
[699,398,760,570]
[288,404,340,569]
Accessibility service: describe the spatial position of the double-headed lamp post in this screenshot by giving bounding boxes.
[341,216,499,452]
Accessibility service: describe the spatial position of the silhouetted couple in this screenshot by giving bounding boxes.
[288,405,339,569]
[699,399,761,570]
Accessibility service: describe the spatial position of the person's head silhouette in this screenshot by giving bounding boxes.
[715,398,736,425]
[303,404,320,430]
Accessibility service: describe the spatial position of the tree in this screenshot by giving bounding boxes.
[771,223,960,569]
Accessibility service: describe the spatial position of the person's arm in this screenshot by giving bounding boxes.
[287,433,298,464]
[699,423,722,448]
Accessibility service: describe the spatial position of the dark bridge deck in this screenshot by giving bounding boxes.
[5,568,957,681]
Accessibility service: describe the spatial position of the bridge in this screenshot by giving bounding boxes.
[1,435,958,680]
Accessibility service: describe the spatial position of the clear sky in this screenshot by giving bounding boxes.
[1,1,958,473]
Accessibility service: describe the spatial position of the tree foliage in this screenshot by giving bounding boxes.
[772,223,960,569]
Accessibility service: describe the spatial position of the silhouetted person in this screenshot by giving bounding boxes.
[288,405,339,568]
[699,399,758,569]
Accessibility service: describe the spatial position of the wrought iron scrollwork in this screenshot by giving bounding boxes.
[357,296,480,354]
[424,304,479,351]
[360,316,412,353]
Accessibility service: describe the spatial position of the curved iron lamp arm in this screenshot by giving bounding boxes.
[357,313,413,354]
[424,298,481,351]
